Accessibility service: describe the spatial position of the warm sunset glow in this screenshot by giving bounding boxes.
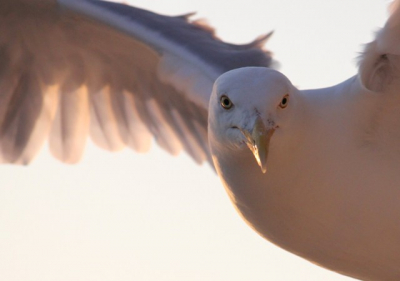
[0,1,388,280]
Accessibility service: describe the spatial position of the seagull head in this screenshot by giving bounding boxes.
[209,67,298,173]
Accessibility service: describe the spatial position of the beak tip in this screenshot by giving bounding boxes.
[241,116,275,175]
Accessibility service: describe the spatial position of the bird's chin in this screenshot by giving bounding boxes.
[235,141,248,150]
[227,128,248,150]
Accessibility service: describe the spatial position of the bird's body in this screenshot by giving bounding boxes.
[210,72,400,280]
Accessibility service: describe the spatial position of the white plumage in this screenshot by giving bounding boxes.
[208,3,400,280]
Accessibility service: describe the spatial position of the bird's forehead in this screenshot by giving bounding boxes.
[215,67,290,101]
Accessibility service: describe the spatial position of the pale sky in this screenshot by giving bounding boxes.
[0,1,389,280]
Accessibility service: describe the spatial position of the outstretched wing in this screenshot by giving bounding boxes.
[0,0,273,165]
[359,0,400,93]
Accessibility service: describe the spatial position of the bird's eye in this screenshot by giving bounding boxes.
[279,94,289,109]
[220,95,233,110]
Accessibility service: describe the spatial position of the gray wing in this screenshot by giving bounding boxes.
[0,0,273,165]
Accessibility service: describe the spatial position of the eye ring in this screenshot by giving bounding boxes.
[220,95,233,110]
[279,94,289,109]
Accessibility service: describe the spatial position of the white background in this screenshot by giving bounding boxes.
[0,0,389,280]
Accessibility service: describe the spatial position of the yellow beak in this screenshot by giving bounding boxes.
[240,116,275,173]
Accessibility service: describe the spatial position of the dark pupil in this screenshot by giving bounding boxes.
[223,99,230,106]
[282,98,287,105]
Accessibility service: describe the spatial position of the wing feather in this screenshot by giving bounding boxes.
[49,86,90,163]
[0,70,43,163]
[89,85,125,151]
[111,90,152,152]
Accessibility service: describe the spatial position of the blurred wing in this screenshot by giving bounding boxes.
[359,0,400,93]
[0,0,273,165]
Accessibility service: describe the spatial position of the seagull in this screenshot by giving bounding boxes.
[208,2,400,281]
[0,0,398,280]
